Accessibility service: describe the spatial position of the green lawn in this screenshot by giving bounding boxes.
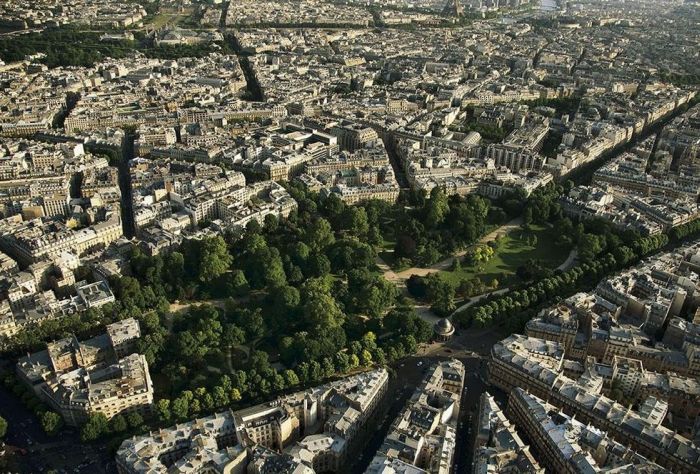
[146,13,189,29]
[440,225,571,287]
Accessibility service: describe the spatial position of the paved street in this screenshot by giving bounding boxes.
[351,326,504,473]
[0,377,115,473]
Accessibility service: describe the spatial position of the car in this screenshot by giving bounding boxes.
[417,361,423,367]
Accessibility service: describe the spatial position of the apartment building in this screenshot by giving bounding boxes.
[507,388,669,473]
[488,335,700,472]
[117,369,388,474]
[16,318,153,426]
[472,392,543,473]
[0,211,123,265]
[366,360,465,474]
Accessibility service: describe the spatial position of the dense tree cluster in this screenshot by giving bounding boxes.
[450,183,694,331]
[406,273,456,316]
[47,185,433,438]
[4,176,695,442]
[393,187,489,266]
[0,26,228,69]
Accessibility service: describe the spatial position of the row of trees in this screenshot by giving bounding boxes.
[454,231,672,331]
[669,218,700,241]
[1,372,63,436]
[80,411,144,442]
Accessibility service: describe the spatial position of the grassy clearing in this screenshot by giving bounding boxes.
[440,224,571,287]
[147,13,188,29]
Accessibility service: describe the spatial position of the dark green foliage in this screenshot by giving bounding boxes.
[454,228,672,332]
[393,188,490,267]
[80,413,109,442]
[407,273,456,317]
[40,411,63,436]
[669,218,700,241]
[0,26,228,69]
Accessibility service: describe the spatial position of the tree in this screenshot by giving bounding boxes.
[360,349,373,367]
[164,251,185,295]
[171,396,190,421]
[213,386,229,408]
[109,415,128,433]
[342,207,369,237]
[361,332,378,352]
[176,331,208,362]
[334,352,351,373]
[192,236,232,282]
[303,289,345,330]
[230,388,242,402]
[271,372,286,392]
[126,412,144,430]
[578,233,603,261]
[305,218,335,251]
[283,369,300,387]
[264,213,279,233]
[424,275,456,316]
[406,274,427,298]
[321,193,346,225]
[190,398,201,415]
[249,350,272,374]
[457,279,474,297]
[419,243,442,266]
[273,286,300,312]
[263,253,287,288]
[309,361,323,382]
[523,206,533,226]
[80,413,108,442]
[41,411,63,436]
[308,252,331,277]
[222,324,246,347]
[424,187,449,228]
[156,399,171,423]
[240,309,266,341]
[395,234,417,258]
[0,415,6,438]
[225,270,249,297]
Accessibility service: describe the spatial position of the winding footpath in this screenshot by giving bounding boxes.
[378,217,525,284]
[376,216,579,323]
